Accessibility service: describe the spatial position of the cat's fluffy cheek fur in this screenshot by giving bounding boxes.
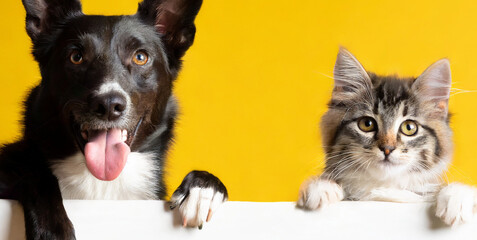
[435,183,477,226]
[297,177,344,210]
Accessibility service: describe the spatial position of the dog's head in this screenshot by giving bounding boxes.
[22,0,202,180]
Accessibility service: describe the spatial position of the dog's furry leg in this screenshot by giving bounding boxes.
[0,142,75,240]
[170,171,228,229]
[20,174,75,240]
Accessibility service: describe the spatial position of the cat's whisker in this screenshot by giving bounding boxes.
[446,163,475,184]
[327,159,352,180]
[418,153,451,187]
[330,157,364,180]
[326,156,357,179]
[449,88,477,97]
[350,157,369,176]
[326,152,356,160]
[316,72,334,80]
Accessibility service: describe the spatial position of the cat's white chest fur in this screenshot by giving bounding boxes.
[51,152,159,200]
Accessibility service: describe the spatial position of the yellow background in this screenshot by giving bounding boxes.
[1,0,476,201]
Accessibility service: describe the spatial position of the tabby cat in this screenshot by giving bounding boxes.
[297,48,477,226]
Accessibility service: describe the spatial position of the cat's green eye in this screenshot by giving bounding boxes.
[358,117,377,132]
[400,120,418,136]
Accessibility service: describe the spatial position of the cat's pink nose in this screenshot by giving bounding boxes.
[379,145,395,156]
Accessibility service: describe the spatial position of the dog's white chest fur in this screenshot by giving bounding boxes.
[51,152,160,200]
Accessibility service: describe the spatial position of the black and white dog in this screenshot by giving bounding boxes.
[0,0,227,238]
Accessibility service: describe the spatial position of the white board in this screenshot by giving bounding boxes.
[0,200,476,240]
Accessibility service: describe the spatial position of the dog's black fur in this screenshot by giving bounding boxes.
[0,0,227,239]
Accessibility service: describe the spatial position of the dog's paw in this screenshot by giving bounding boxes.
[170,170,228,229]
[435,183,477,226]
[297,177,344,210]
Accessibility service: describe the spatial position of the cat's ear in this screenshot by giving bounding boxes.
[332,47,373,101]
[22,0,82,42]
[137,0,203,70]
[412,59,451,114]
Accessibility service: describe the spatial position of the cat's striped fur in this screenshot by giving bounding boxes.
[298,48,477,226]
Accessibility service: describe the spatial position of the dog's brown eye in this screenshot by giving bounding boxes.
[358,117,377,132]
[400,120,418,136]
[70,50,83,65]
[133,51,148,65]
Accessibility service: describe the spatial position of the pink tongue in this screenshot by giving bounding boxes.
[84,129,130,181]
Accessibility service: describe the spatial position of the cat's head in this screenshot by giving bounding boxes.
[321,48,453,180]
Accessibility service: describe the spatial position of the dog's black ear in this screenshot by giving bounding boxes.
[22,0,82,42]
[137,0,203,70]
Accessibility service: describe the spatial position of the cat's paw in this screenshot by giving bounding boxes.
[435,183,477,226]
[170,171,228,229]
[297,177,344,210]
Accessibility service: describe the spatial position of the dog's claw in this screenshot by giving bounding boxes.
[198,224,203,230]
[206,209,213,222]
[170,203,177,210]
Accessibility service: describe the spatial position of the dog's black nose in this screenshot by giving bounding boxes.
[89,93,127,121]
